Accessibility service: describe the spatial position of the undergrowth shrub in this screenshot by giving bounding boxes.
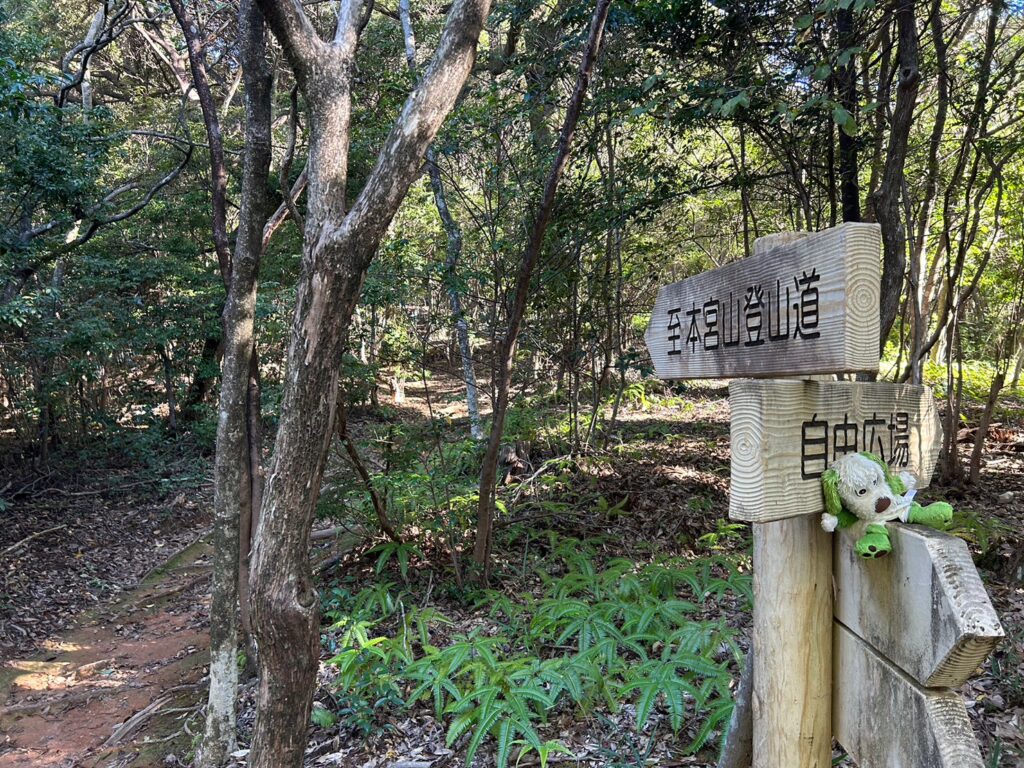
[320,536,752,766]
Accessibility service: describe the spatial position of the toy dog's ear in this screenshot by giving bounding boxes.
[822,468,842,517]
[859,451,906,495]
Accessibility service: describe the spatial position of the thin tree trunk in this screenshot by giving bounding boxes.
[182,335,221,419]
[336,401,401,541]
[872,0,920,350]
[969,372,1004,484]
[905,0,950,384]
[398,0,483,441]
[159,346,178,434]
[473,0,613,578]
[1012,341,1024,390]
[837,6,861,223]
[191,0,273,762]
[247,0,491,762]
[168,0,232,282]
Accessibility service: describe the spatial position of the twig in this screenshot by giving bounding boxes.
[40,477,166,496]
[335,401,402,542]
[507,455,572,508]
[0,524,67,560]
[102,694,173,748]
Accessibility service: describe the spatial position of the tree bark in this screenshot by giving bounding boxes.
[969,372,1004,484]
[159,345,177,434]
[398,0,483,441]
[168,0,232,283]
[247,0,492,763]
[191,0,274,763]
[472,0,613,578]
[871,0,919,350]
[836,7,861,223]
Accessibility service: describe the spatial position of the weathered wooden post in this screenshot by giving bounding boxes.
[644,224,1003,768]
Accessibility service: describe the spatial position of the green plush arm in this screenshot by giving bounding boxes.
[906,501,953,529]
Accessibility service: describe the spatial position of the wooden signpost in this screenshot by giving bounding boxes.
[642,224,1003,768]
[643,224,880,380]
[833,526,1004,768]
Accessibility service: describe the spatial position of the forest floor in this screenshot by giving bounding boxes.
[1,373,1022,767]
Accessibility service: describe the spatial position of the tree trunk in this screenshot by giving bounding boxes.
[159,345,178,434]
[836,7,861,223]
[1011,342,1024,390]
[247,0,492,762]
[192,0,273,763]
[872,0,920,350]
[398,0,483,440]
[182,335,221,419]
[969,372,1004,484]
[473,0,613,578]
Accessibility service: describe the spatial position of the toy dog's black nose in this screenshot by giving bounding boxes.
[875,497,892,514]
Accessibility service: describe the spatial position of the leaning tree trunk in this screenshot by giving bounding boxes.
[473,0,614,578]
[182,0,273,762]
[247,0,492,763]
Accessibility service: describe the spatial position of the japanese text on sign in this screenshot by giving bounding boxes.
[665,270,821,356]
[800,411,911,479]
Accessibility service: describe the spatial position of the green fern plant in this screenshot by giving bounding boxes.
[368,540,424,583]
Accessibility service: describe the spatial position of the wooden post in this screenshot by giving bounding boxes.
[752,515,833,768]
[750,235,834,768]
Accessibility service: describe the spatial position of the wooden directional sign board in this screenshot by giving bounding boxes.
[656,225,1004,768]
[643,223,881,380]
[834,623,988,768]
[835,524,1004,689]
[729,379,942,523]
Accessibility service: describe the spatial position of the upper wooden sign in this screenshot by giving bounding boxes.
[643,224,881,380]
[729,379,942,523]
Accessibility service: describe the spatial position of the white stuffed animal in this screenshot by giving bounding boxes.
[820,452,952,559]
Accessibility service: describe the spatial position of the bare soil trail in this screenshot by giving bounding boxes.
[1,532,212,768]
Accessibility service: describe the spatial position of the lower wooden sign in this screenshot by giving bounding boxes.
[729,380,941,523]
[834,623,985,768]
[835,524,1003,688]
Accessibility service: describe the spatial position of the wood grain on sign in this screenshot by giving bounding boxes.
[643,223,881,380]
[833,623,985,768]
[835,524,1003,688]
[729,380,941,523]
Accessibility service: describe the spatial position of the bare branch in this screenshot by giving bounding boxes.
[254,0,324,78]
[262,168,308,253]
[332,0,365,58]
[280,86,305,232]
[169,0,232,284]
[57,1,133,107]
[328,0,492,262]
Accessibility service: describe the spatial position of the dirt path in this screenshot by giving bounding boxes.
[0,537,211,768]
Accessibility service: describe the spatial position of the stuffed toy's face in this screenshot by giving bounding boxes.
[831,453,903,521]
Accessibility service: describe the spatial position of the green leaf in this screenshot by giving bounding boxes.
[311,706,337,728]
[832,104,857,136]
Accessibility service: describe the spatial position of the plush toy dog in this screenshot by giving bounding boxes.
[820,452,953,559]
